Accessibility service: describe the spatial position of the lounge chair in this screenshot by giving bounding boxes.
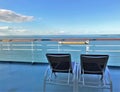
[43,53,76,92]
[78,54,112,92]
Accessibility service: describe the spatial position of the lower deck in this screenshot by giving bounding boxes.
[0,62,120,92]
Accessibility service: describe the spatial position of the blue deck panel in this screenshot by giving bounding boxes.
[0,63,120,92]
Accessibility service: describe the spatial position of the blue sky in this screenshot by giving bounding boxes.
[0,0,120,35]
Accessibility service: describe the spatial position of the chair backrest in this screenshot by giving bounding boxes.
[80,54,109,74]
[46,53,72,73]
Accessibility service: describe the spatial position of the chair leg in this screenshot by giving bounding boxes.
[54,72,57,77]
[43,80,46,92]
[100,75,103,80]
[110,82,113,92]
[67,72,71,84]
[82,74,85,85]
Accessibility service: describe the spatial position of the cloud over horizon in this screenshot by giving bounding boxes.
[0,9,34,23]
[0,26,36,35]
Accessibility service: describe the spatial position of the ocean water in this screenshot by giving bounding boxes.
[0,35,120,66]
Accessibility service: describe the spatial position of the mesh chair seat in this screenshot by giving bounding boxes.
[78,54,112,92]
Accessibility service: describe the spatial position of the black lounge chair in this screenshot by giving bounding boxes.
[78,54,112,92]
[43,53,76,92]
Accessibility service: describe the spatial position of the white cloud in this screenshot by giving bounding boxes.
[0,9,34,23]
[0,26,10,30]
[0,26,36,35]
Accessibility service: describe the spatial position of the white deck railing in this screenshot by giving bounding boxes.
[0,38,120,66]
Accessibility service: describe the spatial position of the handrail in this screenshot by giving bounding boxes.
[0,38,120,42]
[58,40,89,45]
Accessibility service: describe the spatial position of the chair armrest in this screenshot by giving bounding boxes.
[44,65,51,79]
[105,66,112,84]
[72,62,77,80]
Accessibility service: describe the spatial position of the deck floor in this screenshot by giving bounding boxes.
[0,62,120,92]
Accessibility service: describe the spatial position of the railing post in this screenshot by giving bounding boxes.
[58,41,61,52]
[0,42,2,50]
[31,41,34,63]
[85,40,89,54]
[86,45,89,54]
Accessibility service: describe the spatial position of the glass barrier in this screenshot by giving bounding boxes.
[0,38,120,66]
